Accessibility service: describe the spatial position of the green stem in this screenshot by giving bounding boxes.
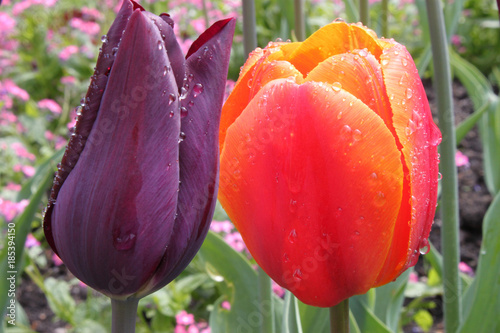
[359,0,370,27]
[258,267,275,333]
[294,0,306,41]
[425,1,462,332]
[381,0,389,37]
[242,0,257,56]
[111,298,139,333]
[329,298,349,333]
[201,0,210,30]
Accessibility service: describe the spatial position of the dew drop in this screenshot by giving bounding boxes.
[180,106,188,118]
[288,229,297,243]
[406,87,413,99]
[187,73,194,82]
[113,233,136,251]
[353,129,362,141]
[289,199,298,213]
[163,65,171,76]
[180,87,188,100]
[193,83,204,97]
[340,124,352,140]
[293,269,303,282]
[402,58,408,66]
[178,132,186,143]
[438,172,443,180]
[418,238,430,255]
[111,47,118,56]
[283,253,290,263]
[101,35,108,43]
[332,82,342,92]
[358,49,368,57]
[337,111,343,119]
[375,191,386,207]
[169,110,174,118]
[247,78,253,88]
[168,93,176,105]
[157,40,163,50]
[405,119,416,136]
[381,58,389,66]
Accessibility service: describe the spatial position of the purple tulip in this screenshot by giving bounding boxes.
[43,0,235,300]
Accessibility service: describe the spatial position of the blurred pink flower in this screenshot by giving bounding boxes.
[221,301,231,310]
[12,1,33,16]
[408,271,419,283]
[13,164,36,177]
[38,98,62,114]
[187,325,199,333]
[5,183,22,192]
[0,13,16,34]
[455,150,469,167]
[272,281,285,297]
[70,17,101,36]
[174,326,188,333]
[176,310,195,326]
[52,253,64,266]
[451,35,462,47]
[0,110,18,124]
[59,45,79,61]
[1,79,29,101]
[224,232,246,252]
[210,220,234,234]
[191,18,207,34]
[61,76,76,85]
[11,142,36,161]
[458,262,474,276]
[81,7,104,21]
[0,198,29,221]
[25,234,41,248]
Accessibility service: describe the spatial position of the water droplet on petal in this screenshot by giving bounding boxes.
[111,47,118,56]
[337,111,343,119]
[193,83,204,97]
[288,229,297,243]
[332,82,342,91]
[157,40,163,50]
[101,35,108,43]
[375,191,386,207]
[169,110,174,118]
[187,73,194,82]
[289,199,297,213]
[438,172,443,180]
[406,87,413,99]
[381,58,389,66]
[358,49,368,57]
[340,125,352,140]
[293,269,303,282]
[353,129,362,141]
[163,65,171,76]
[180,107,188,118]
[418,238,430,255]
[402,58,408,66]
[178,132,186,143]
[283,253,290,263]
[113,233,136,250]
[168,93,176,105]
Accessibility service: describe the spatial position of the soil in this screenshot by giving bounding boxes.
[15,80,491,332]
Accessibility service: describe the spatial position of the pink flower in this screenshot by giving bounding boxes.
[13,164,36,177]
[70,17,101,36]
[174,326,188,333]
[455,150,469,167]
[38,98,62,114]
[458,262,474,276]
[81,7,104,21]
[11,142,36,161]
[61,76,76,85]
[52,253,64,266]
[176,310,195,326]
[210,220,234,234]
[224,232,246,252]
[0,198,29,221]
[2,79,29,101]
[59,45,79,61]
[0,13,16,34]
[221,300,231,310]
[408,271,419,283]
[187,325,199,333]
[5,183,22,192]
[272,281,285,298]
[25,234,41,248]
[12,0,33,16]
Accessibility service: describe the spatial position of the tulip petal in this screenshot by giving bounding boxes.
[142,18,236,295]
[220,58,304,152]
[219,79,404,306]
[50,9,181,298]
[43,0,136,255]
[375,43,441,283]
[287,22,382,76]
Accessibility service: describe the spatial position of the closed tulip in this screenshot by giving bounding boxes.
[43,0,235,300]
[219,22,441,307]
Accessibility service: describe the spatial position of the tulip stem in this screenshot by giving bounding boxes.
[242,0,257,56]
[359,0,370,27]
[111,298,139,333]
[425,0,462,332]
[329,299,349,333]
[294,0,306,41]
[258,267,275,333]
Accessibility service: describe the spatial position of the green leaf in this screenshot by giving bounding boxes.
[342,0,359,23]
[198,232,262,333]
[44,277,76,323]
[373,269,411,331]
[350,295,392,333]
[298,301,329,333]
[455,102,490,145]
[459,191,500,333]
[281,292,303,333]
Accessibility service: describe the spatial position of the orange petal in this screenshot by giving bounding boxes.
[376,42,441,284]
[305,49,392,128]
[219,59,303,152]
[287,22,382,76]
[219,79,404,306]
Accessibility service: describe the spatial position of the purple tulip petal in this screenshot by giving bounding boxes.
[50,9,181,298]
[142,18,235,295]
[44,0,135,255]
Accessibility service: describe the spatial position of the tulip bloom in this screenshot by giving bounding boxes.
[43,0,234,300]
[219,22,441,307]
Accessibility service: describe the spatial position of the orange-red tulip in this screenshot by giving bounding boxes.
[218,22,441,307]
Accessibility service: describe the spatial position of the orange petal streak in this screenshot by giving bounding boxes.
[219,79,404,307]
